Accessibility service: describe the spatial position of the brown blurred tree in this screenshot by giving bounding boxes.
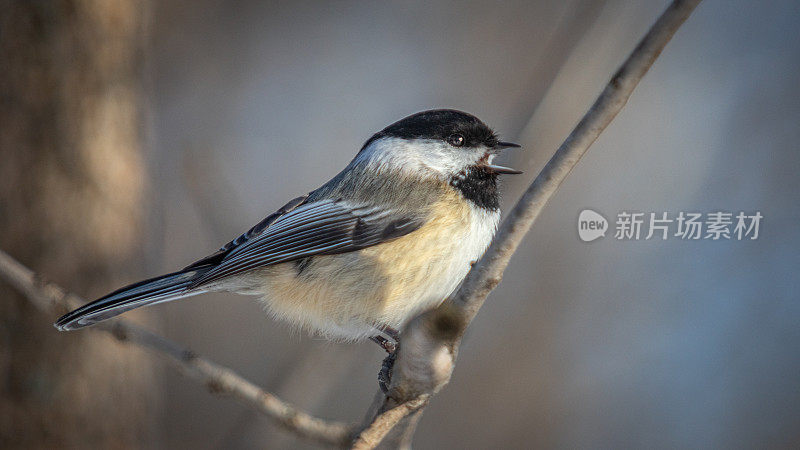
[0,1,156,447]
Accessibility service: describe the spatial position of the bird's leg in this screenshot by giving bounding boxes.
[370,325,401,393]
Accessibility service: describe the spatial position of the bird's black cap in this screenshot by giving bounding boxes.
[361,109,517,151]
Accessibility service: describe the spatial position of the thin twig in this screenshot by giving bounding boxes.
[358,0,703,447]
[0,249,354,447]
[350,396,428,450]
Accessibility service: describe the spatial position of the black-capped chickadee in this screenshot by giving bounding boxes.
[55,109,521,347]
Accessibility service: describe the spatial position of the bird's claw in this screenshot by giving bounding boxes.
[378,350,397,393]
[370,330,400,392]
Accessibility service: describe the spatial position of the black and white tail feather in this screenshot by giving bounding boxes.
[54,268,210,331]
[53,194,309,331]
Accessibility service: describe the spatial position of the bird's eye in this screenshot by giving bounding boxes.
[447,134,465,147]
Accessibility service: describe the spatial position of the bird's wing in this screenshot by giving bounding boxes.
[188,197,423,288]
[183,194,310,270]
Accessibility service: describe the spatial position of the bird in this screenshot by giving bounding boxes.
[55,109,521,356]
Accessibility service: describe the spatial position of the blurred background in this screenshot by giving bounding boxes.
[2,0,799,448]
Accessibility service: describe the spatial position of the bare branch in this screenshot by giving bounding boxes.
[0,249,354,447]
[350,395,428,450]
[359,0,703,447]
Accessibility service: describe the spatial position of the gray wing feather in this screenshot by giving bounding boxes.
[189,199,422,288]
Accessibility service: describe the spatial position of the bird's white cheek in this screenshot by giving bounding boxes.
[428,150,486,176]
[356,137,488,179]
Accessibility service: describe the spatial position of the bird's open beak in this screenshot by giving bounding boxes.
[488,141,523,174]
[497,141,521,149]
[486,164,523,175]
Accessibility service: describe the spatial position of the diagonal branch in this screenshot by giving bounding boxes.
[356,0,703,447]
[0,249,354,447]
[350,395,429,450]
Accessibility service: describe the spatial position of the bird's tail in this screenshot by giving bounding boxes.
[54,267,211,331]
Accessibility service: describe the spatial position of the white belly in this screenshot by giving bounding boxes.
[249,197,499,341]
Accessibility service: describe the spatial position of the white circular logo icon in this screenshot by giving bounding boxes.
[578,209,608,242]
